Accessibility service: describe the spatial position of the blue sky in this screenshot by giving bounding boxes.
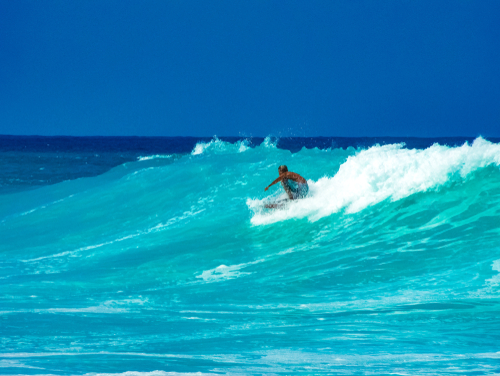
[1,0,499,137]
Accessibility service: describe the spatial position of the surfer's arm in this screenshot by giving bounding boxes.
[264,176,284,191]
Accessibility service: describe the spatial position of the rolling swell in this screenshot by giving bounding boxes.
[1,137,500,374]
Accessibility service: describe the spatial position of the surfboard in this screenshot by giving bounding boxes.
[264,198,290,209]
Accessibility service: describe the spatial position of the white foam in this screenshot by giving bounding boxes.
[196,264,251,282]
[191,136,250,155]
[0,359,44,369]
[0,299,148,316]
[196,259,264,283]
[238,140,250,152]
[181,317,216,321]
[483,259,500,291]
[195,245,307,284]
[260,136,278,148]
[84,373,208,376]
[0,371,207,376]
[249,138,500,225]
[137,154,172,161]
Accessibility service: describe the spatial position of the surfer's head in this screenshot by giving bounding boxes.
[278,165,288,175]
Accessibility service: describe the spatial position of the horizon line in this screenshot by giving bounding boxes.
[0,134,497,139]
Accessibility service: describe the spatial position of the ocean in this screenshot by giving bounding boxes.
[1,135,500,375]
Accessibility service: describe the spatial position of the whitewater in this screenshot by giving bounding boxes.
[1,136,500,375]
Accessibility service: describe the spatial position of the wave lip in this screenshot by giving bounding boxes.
[190,136,281,155]
[249,137,500,225]
[191,136,251,155]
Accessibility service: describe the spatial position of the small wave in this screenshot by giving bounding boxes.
[250,137,500,225]
[260,136,278,149]
[21,209,205,263]
[137,154,172,161]
[191,136,254,155]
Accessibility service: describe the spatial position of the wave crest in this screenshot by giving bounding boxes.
[191,136,250,155]
[249,137,500,225]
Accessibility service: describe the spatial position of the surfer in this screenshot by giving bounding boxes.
[264,165,309,204]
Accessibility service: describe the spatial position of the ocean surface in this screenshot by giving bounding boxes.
[1,135,500,375]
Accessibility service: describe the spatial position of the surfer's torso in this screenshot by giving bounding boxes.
[264,166,308,201]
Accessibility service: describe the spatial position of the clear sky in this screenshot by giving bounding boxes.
[1,0,499,137]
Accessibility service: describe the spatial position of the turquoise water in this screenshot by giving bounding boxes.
[1,137,500,375]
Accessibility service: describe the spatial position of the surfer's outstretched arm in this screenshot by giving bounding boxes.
[264,176,284,191]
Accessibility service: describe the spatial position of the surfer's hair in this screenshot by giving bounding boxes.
[278,165,288,173]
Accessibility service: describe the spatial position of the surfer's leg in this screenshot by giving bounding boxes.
[297,183,309,198]
[281,180,294,200]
